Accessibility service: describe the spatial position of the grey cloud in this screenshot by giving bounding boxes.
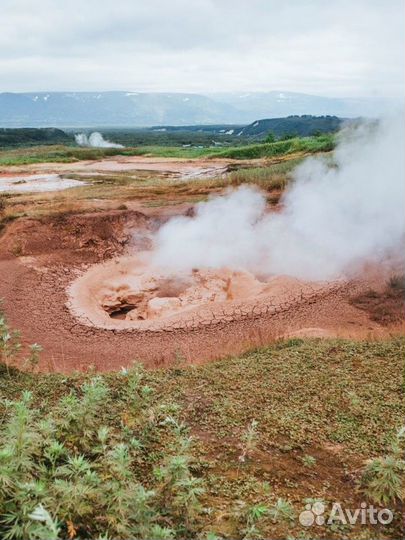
[0,0,403,97]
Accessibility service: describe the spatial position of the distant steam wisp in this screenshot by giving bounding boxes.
[75,132,124,148]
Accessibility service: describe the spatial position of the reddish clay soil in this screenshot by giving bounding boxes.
[0,208,403,373]
[351,277,405,325]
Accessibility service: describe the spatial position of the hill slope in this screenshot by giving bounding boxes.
[237,115,345,139]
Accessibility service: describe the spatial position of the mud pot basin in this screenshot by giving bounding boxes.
[67,255,341,332]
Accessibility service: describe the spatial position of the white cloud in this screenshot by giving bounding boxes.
[0,0,403,97]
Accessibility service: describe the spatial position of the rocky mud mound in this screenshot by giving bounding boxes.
[67,255,340,331]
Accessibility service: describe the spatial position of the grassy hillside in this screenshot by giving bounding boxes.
[212,134,335,159]
[238,115,343,139]
[0,318,404,539]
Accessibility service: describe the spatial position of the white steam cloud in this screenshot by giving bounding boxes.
[153,115,405,280]
[75,132,124,148]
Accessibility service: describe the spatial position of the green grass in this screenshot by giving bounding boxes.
[0,134,336,166]
[0,144,220,165]
[1,329,404,539]
[211,133,335,160]
[0,145,147,166]
[0,144,214,166]
[120,135,335,160]
[226,157,305,191]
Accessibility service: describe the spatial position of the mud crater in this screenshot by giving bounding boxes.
[102,275,196,321]
[67,255,272,330]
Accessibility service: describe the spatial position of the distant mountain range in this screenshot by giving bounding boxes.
[0,91,394,127]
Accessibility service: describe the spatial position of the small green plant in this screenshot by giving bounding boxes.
[23,343,43,372]
[204,533,222,540]
[360,427,405,505]
[301,454,317,468]
[286,532,313,540]
[28,505,61,540]
[172,351,187,373]
[238,419,259,462]
[242,504,269,539]
[264,132,276,143]
[268,498,295,523]
[154,417,205,530]
[0,315,22,367]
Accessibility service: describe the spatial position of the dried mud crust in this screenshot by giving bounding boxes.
[66,254,349,332]
[0,210,402,372]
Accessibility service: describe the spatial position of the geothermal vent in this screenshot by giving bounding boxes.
[67,254,337,332]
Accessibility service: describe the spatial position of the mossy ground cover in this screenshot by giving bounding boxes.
[1,337,403,539]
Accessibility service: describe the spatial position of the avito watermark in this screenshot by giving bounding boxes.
[299,501,393,527]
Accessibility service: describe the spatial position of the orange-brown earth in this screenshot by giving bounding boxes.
[0,206,403,373]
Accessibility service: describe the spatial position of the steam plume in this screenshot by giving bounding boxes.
[153,115,405,280]
[75,132,124,148]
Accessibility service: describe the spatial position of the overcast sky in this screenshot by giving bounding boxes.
[1,0,404,98]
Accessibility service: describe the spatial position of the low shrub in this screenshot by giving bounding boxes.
[0,368,205,539]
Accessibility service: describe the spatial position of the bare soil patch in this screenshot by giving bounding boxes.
[2,155,239,181]
[0,173,86,192]
[350,274,405,325]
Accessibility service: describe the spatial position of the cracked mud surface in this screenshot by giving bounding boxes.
[0,209,403,372]
[67,255,344,331]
